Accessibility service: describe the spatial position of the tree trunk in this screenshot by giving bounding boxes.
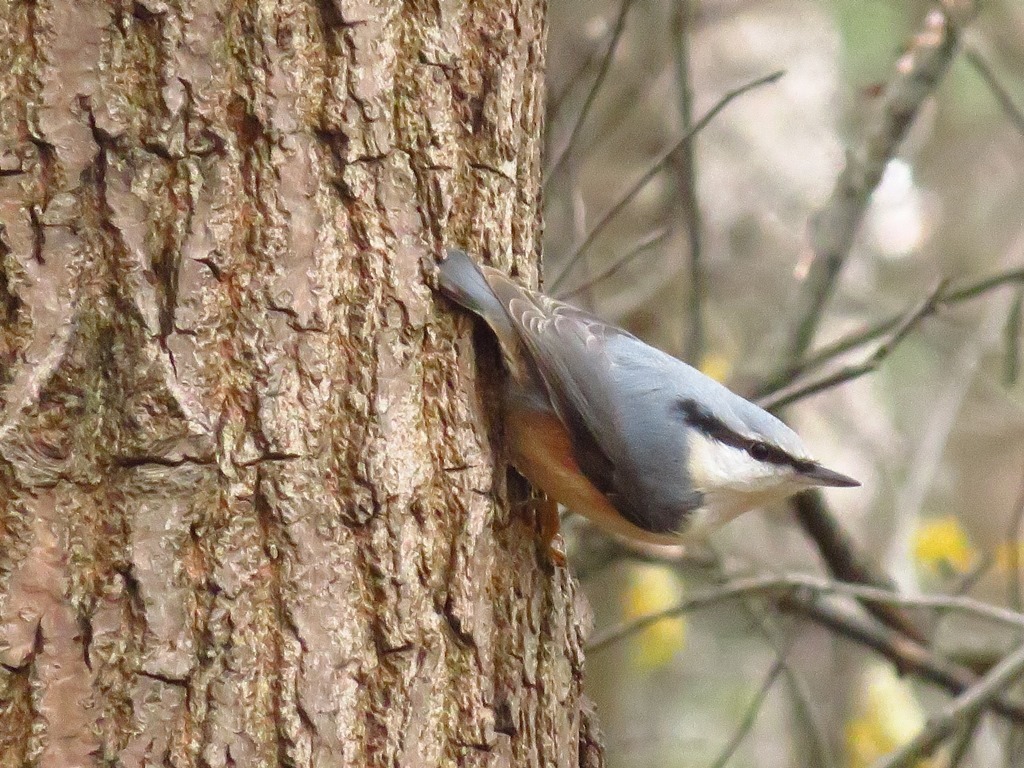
[0,1,603,766]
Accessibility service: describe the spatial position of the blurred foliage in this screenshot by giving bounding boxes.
[845,664,936,768]
[994,539,1024,576]
[547,0,1024,766]
[622,564,688,668]
[699,350,733,383]
[913,516,976,576]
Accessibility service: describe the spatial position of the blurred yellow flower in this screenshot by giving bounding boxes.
[622,564,686,669]
[845,664,937,768]
[913,516,974,575]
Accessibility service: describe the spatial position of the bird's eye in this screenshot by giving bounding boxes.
[749,442,772,462]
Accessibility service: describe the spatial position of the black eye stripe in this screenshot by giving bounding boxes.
[676,400,749,452]
[676,400,809,471]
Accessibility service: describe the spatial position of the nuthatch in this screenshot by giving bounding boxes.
[438,248,858,546]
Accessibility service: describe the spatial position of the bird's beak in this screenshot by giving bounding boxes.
[801,463,860,488]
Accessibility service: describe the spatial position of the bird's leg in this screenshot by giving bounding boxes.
[507,467,567,565]
[510,494,566,566]
[535,495,567,566]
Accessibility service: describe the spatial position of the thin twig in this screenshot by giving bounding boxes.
[744,616,837,768]
[705,547,838,768]
[588,572,1024,722]
[788,490,927,642]
[670,0,706,365]
[886,269,1017,621]
[784,594,1024,724]
[752,267,1024,401]
[544,0,637,190]
[757,281,947,410]
[946,710,983,768]
[949,551,993,599]
[872,641,1024,768]
[1004,287,1023,386]
[548,70,785,293]
[548,39,606,125]
[927,552,995,640]
[965,47,1024,139]
[1006,470,1024,612]
[709,639,792,768]
[1005,727,1024,768]
[587,572,1024,654]
[556,227,670,299]
[784,8,963,367]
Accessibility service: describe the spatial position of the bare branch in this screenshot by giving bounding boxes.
[926,552,995,642]
[587,569,1024,720]
[544,0,638,190]
[949,551,993,600]
[946,710,984,768]
[548,38,606,124]
[670,0,706,365]
[784,7,964,367]
[574,537,837,767]
[753,269,1024,648]
[709,639,792,768]
[784,594,1024,724]
[1003,288,1023,386]
[705,546,839,768]
[965,47,1024,139]
[555,227,669,300]
[742,612,837,768]
[548,70,785,293]
[752,267,1024,402]
[588,572,1024,655]
[788,490,927,642]
[757,281,946,410]
[872,641,1024,768]
[1005,470,1024,612]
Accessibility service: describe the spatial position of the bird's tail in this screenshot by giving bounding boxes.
[437,248,519,351]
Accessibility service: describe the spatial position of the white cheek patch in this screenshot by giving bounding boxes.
[687,432,782,492]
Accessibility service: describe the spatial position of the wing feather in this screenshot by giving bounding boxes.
[482,272,702,533]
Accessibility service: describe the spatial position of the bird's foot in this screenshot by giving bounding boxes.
[513,494,567,566]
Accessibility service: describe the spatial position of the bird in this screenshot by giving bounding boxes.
[437,248,858,547]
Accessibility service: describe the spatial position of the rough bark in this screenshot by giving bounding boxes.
[0,1,603,766]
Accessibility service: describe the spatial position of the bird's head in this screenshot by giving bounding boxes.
[676,397,858,535]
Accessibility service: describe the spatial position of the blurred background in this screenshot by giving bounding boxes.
[542,1,1024,766]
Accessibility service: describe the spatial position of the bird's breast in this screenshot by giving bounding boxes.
[504,398,682,546]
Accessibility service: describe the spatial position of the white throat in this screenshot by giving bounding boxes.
[682,432,801,538]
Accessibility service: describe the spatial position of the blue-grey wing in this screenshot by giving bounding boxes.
[484,275,703,533]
